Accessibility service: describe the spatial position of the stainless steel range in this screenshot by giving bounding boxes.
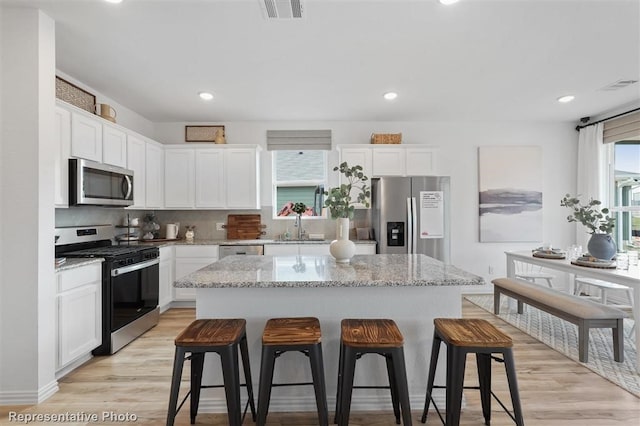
[55,225,160,354]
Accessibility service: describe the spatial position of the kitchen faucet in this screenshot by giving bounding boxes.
[294,214,304,240]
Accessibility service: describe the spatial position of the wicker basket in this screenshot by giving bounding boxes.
[370,133,402,144]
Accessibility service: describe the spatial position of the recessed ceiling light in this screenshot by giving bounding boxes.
[199,92,214,101]
[104,0,123,3]
[557,95,575,103]
[439,0,459,5]
[383,92,398,101]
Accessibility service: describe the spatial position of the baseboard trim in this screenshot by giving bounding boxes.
[0,379,59,405]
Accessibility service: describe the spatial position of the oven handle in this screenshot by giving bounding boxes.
[111,258,159,277]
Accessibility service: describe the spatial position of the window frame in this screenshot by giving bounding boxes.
[606,140,640,249]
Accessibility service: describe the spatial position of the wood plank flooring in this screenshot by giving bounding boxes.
[1,299,639,425]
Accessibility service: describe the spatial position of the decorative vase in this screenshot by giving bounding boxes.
[329,217,356,263]
[587,233,617,260]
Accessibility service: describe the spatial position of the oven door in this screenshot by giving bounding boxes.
[110,258,159,331]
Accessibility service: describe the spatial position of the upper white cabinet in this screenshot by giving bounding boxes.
[164,148,196,208]
[195,149,225,208]
[225,148,261,209]
[54,106,71,207]
[71,111,102,162]
[336,146,372,209]
[126,134,146,209]
[145,141,164,209]
[102,124,127,168]
[163,144,261,210]
[338,144,439,177]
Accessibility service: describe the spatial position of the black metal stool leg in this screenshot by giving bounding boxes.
[385,353,401,424]
[476,353,492,425]
[309,343,329,426]
[390,347,412,426]
[445,347,466,426]
[167,347,186,426]
[503,349,525,426]
[257,346,276,426]
[334,341,345,424]
[190,352,205,424]
[220,344,242,426]
[239,333,257,421]
[421,334,442,423]
[338,346,358,426]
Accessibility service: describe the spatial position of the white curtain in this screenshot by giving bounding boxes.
[575,122,605,251]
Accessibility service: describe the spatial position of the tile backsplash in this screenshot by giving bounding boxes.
[56,207,371,241]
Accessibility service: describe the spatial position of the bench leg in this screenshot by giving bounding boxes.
[517,300,524,314]
[578,322,589,363]
[613,318,624,363]
[494,290,501,314]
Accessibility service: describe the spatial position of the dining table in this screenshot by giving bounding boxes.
[505,250,640,372]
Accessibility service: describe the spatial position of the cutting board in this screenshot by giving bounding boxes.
[226,214,265,240]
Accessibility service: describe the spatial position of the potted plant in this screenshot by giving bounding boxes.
[324,162,371,262]
[560,194,616,260]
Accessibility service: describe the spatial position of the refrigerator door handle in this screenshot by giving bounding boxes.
[411,197,418,254]
[406,197,413,254]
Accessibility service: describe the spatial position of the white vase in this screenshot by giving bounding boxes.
[330,217,356,263]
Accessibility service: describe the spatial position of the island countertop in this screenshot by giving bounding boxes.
[174,253,484,288]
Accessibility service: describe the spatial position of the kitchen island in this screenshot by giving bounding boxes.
[174,254,484,413]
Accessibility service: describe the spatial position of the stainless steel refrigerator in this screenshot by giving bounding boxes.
[370,177,451,263]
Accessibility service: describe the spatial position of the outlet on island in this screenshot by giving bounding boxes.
[216,222,225,231]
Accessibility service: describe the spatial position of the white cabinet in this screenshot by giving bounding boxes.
[264,244,299,256]
[337,146,372,209]
[102,124,127,168]
[54,106,71,207]
[338,144,439,177]
[162,145,261,210]
[174,245,219,301]
[354,244,376,255]
[164,149,195,208]
[265,243,375,256]
[56,263,102,371]
[71,111,102,162]
[195,149,225,208]
[126,134,146,209]
[158,246,174,311]
[145,141,164,208]
[226,148,261,209]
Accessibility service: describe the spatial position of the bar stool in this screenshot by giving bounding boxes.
[166,319,256,426]
[335,318,412,426]
[257,317,329,426]
[421,318,524,426]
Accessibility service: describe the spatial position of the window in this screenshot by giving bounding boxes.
[608,140,640,250]
[272,150,327,218]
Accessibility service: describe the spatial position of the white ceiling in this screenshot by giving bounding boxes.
[4,0,640,123]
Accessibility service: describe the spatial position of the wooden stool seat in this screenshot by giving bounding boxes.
[434,318,513,348]
[175,319,246,346]
[262,317,322,345]
[336,318,412,425]
[341,318,404,348]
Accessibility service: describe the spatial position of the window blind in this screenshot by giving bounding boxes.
[266,130,332,150]
[603,111,640,144]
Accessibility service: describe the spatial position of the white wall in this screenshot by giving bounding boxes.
[56,70,155,140]
[155,120,578,289]
[0,8,58,404]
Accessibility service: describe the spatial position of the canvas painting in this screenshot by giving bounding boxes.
[478,146,542,242]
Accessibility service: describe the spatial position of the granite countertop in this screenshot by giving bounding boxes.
[56,257,104,272]
[175,254,484,288]
[136,239,377,247]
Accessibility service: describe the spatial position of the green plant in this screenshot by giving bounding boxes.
[323,162,370,219]
[292,202,307,215]
[560,194,615,234]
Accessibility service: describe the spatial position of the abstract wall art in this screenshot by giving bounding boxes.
[478,146,542,242]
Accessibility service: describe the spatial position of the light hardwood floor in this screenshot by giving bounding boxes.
[1,299,639,425]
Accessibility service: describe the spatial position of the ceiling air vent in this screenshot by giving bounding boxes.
[600,79,639,91]
[261,0,304,19]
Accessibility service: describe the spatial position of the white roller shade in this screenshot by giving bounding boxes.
[603,111,640,144]
[267,130,332,150]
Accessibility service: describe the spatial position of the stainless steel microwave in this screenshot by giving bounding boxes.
[69,158,134,207]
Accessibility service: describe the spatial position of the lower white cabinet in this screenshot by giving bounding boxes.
[56,263,102,371]
[264,243,376,256]
[159,246,174,311]
[174,245,219,301]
